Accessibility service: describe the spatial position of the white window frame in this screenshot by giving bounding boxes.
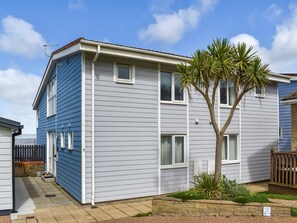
[222,135,239,164]
[255,86,265,98]
[160,72,186,104]
[60,131,65,148]
[220,81,235,107]
[68,131,73,150]
[161,135,186,169]
[113,63,135,84]
[36,110,39,128]
[47,78,57,117]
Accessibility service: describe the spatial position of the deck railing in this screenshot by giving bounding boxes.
[271,151,297,186]
[14,145,46,162]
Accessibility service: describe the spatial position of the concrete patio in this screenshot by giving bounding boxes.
[12,177,152,223]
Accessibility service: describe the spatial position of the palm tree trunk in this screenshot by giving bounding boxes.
[214,135,223,183]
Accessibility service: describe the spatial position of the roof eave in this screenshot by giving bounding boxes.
[269,73,291,83]
[282,99,297,105]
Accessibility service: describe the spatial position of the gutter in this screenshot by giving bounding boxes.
[91,45,100,207]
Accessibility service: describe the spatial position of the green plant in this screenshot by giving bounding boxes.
[232,193,269,204]
[221,175,250,198]
[194,173,220,199]
[291,208,297,217]
[258,192,297,200]
[168,189,205,201]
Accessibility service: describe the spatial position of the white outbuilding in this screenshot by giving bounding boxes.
[0,117,22,213]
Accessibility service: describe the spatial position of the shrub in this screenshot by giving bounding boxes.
[169,188,205,201]
[220,175,250,199]
[194,172,220,199]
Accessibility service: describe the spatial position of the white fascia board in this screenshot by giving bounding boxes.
[52,43,81,60]
[269,73,291,83]
[80,39,189,65]
[32,59,54,110]
[282,99,297,105]
[291,76,297,81]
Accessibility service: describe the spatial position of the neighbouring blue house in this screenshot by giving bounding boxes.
[33,38,290,205]
[279,74,297,151]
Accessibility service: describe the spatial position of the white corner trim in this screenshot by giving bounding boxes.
[157,63,161,195]
[81,52,86,204]
[186,92,190,189]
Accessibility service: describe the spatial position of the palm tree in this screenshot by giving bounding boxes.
[177,38,270,183]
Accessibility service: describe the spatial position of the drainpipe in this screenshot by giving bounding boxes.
[91,45,100,208]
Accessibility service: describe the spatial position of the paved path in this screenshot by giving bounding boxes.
[12,177,152,223]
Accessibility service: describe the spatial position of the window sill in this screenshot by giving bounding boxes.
[161,165,187,169]
[222,161,240,165]
[47,114,56,118]
[160,101,187,106]
[255,95,265,98]
[115,80,134,85]
[219,105,239,109]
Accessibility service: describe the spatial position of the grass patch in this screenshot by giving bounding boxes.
[291,208,297,217]
[168,189,205,201]
[133,212,152,217]
[257,192,297,200]
[232,193,269,204]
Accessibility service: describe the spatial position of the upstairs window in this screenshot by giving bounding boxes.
[114,63,135,84]
[68,131,73,150]
[161,72,184,102]
[47,78,56,116]
[161,135,185,167]
[36,110,39,128]
[222,135,238,162]
[60,132,65,148]
[255,86,265,98]
[220,81,235,106]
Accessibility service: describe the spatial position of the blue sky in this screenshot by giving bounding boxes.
[0,0,296,134]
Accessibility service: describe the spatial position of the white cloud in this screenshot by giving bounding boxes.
[68,0,87,11]
[230,3,297,72]
[139,0,217,44]
[0,69,41,134]
[263,4,282,20]
[0,16,46,58]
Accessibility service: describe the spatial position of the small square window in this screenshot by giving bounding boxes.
[60,132,65,148]
[255,86,265,98]
[114,63,135,84]
[68,132,73,150]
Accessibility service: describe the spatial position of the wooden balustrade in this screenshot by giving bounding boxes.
[271,151,297,186]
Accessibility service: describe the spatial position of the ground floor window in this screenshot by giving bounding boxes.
[161,135,185,167]
[222,135,238,162]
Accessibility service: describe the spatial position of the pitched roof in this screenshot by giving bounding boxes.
[282,90,297,101]
[0,117,23,131]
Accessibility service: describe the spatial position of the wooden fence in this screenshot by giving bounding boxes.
[14,145,46,162]
[271,151,297,186]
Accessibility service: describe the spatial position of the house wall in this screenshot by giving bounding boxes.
[81,53,280,202]
[84,54,159,203]
[279,81,297,151]
[241,83,278,182]
[0,126,12,211]
[36,53,82,202]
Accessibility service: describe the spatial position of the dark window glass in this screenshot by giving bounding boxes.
[174,74,184,101]
[118,65,130,80]
[220,81,227,104]
[256,87,262,95]
[161,72,172,101]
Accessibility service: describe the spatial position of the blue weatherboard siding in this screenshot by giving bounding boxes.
[36,53,82,202]
[279,81,297,151]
